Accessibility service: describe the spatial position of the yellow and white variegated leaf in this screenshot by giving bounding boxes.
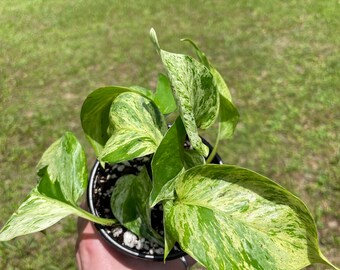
[182,38,239,141]
[163,165,336,270]
[0,188,111,241]
[0,132,113,241]
[150,29,219,157]
[0,189,73,241]
[81,86,154,157]
[182,38,232,103]
[36,131,88,204]
[100,92,167,163]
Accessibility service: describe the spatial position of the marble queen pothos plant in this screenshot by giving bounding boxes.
[0,29,338,270]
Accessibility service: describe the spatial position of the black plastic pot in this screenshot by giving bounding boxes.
[87,138,223,261]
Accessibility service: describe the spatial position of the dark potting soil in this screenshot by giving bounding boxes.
[91,140,221,257]
[91,155,178,256]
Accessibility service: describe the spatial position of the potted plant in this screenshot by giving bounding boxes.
[0,29,338,270]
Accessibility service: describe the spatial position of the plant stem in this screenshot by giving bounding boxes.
[206,126,221,164]
[76,207,117,226]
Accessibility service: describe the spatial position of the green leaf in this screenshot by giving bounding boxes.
[154,73,177,114]
[160,51,219,131]
[183,148,205,169]
[182,38,239,140]
[219,95,239,139]
[211,67,232,102]
[181,38,210,68]
[182,38,239,166]
[81,86,154,157]
[150,116,207,207]
[182,38,232,102]
[163,200,177,258]
[110,167,162,244]
[151,30,219,157]
[100,92,167,163]
[0,188,76,241]
[36,131,88,204]
[129,85,155,100]
[0,132,114,241]
[164,165,336,270]
[150,117,186,207]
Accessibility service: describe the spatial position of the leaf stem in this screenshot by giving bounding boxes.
[206,126,221,164]
[319,252,339,270]
[75,207,117,226]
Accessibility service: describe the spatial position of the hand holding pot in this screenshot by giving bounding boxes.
[76,218,195,270]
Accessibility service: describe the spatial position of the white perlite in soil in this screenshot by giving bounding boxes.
[122,231,164,255]
[92,155,173,256]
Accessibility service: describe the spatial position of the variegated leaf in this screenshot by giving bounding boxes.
[182,39,239,141]
[36,131,88,203]
[154,73,177,114]
[182,38,232,102]
[149,117,186,207]
[81,86,154,156]
[0,132,114,241]
[0,188,76,241]
[163,165,336,270]
[150,29,219,157]
[100,92,167,164]
[181,38,210,69]
[150,177,178,209]
[110,167,162,244]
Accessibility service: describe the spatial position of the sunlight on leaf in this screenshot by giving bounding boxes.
[0,132,114,241]
[151,29,219,157]
[164,165,335,270]
[100,92,167,163]
[81,86,155,157]
[154,73,177,114]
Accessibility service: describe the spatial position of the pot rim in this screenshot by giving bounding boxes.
[87,137,223,261]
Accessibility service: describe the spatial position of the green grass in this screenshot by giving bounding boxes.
[0,0,339,269]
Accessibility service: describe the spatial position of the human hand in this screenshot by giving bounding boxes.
[76,217,195,270]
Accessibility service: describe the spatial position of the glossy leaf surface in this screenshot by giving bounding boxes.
[183,39,239,140]
[100,92,167,163]
[0,132,113,241]
[154,73,177,114]
[150,117,206,207]
[150,29,219,157]
[81,86,153,157]
[149,117,186,207]
[182,38,232,102]
[164,165,334,270]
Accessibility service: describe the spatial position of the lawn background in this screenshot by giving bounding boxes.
[0,0,339,269]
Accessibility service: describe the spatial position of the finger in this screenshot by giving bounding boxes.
[76,220,195,270]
